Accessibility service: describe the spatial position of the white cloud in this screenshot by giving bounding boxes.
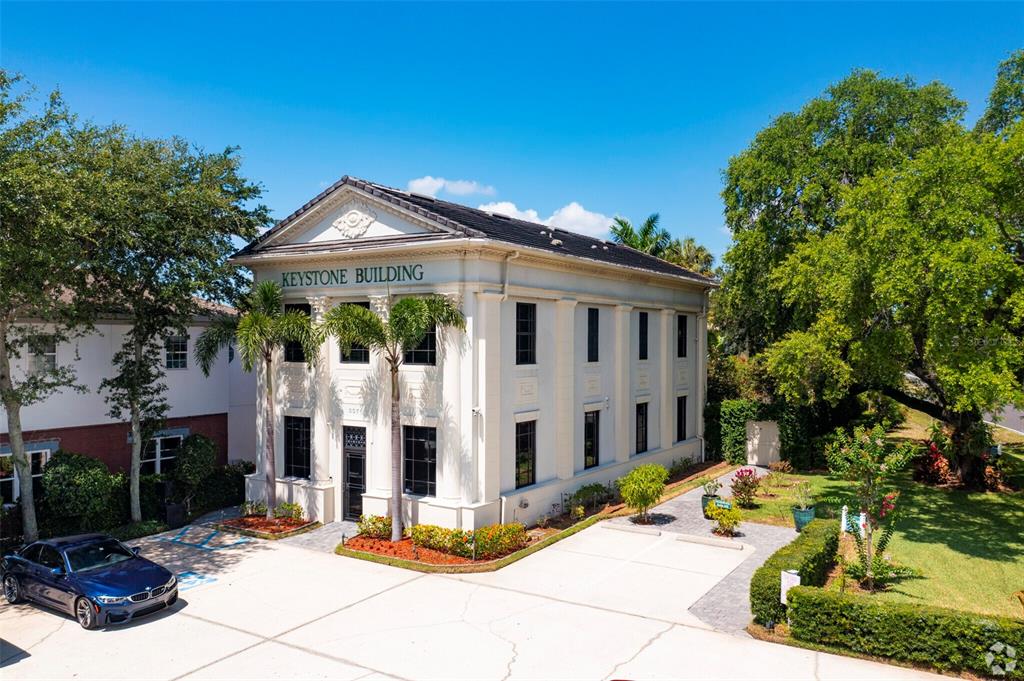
[478,200,613,239]
[407,175,496,198]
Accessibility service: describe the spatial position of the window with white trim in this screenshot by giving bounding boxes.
[30,336,57,374]
[165,336,188,369]
[0,449,50,505]
[141,435,182,476]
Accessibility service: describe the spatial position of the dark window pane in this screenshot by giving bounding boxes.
[284,303,311,363]
[403,324,436,365]
[587,308,599,363]
[38,546,63,569]
[635,403,648,454]
[515,420,536,488]
[584,410,600,469]
[516,302,536,365]
[677,315,687,359]
[165,335,188,369]
[340,302,371,363]
[403,426,437,496]
[638,312,648,361]
[0,479,13,504]
[676,395,687,442]
[284,416,311,479]
[140,460,156,476]
[21,544,42,564]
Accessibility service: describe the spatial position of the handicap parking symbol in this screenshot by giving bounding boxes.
[177,571,217,591]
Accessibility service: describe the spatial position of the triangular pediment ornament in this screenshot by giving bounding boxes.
[331,201,377,239]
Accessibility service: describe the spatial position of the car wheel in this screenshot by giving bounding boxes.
[3,574,23,604]
[75,597,97,630]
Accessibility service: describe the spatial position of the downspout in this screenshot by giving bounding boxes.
[500,251,520,301]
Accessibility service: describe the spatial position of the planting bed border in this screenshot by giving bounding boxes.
[334,460,733,573]
[214,520,322,541]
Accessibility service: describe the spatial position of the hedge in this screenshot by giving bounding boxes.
[750,519,839,626]
[717,399,818,468]
[787,586,1024,679]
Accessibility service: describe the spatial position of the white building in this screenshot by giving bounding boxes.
[234,176,714,529]
[0,307,256,503]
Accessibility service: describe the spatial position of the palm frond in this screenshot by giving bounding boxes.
[235,310,274,372]
[249,280,283,316]
[322,303,389,357]
[194,315,238,376]
[274,310,317,366]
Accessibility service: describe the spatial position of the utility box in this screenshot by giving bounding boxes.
[746,420,781,466]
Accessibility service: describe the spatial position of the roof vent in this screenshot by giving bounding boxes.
[409,192,436,202]
[490,212,511,220]
[603,245,609,250]
[551,238,563,247]
[590,244,597,249]
[539,230,547,236]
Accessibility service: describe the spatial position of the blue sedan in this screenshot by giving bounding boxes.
[1,534,178,629]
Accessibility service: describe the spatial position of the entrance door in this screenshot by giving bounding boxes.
[343,426,366,521]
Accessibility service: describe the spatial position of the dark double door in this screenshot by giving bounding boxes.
[343,427,366,521]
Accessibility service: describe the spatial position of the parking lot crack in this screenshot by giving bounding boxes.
[603,622,674,680]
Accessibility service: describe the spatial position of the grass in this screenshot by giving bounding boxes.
[728,406,1024,619]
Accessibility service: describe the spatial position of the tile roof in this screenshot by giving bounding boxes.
[239,176,716,286]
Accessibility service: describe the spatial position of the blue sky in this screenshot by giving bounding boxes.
[3,2,1021,260]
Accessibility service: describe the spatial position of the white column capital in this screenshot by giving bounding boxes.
[369,295,390,320]
[306,296,329,321]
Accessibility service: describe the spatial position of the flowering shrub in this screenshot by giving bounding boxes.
[826,424,913,590]
[730,468,762,508]
[409,524,474,557]
[357,514,392,539]
[914,442,955,485]
[706,503,742,536]
[472,522,529,559]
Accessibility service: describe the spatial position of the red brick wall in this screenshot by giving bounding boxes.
[1,413,228,472]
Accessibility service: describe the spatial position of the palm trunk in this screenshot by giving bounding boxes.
[263,352,277,519]
[390,363,403,542]
[129,336,143,523]
[0,322,38,541]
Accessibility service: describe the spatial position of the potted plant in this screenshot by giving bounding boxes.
[699,477,723,518]
[791,481,816,531]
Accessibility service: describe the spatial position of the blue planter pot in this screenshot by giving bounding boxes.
[792,506,816,532]
[701,495,719,519]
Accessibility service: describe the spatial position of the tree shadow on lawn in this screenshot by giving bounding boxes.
[894,478,1024,563]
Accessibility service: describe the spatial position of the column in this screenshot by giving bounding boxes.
[458,290,477,504]
[476,291,503,503]
[306,295,331,485]
[660,308,674,451]
[367,295,392,497]
[697,302,708,461]
[438,292,464,504]
[554,298,577,479]
[613,304,632,463]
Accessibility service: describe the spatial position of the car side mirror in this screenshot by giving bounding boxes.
[131,547,141,556]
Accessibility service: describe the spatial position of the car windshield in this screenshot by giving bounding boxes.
[65,539,135,573]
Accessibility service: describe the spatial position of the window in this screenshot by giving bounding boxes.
[20,543,42,564]
[30,336,57,374]
[403,426,437,496]
[587,308,599,363]
[676,395,687,442]
[515,420,536,488]
[516,302,536,365]
[584,410,600,469]
[284,303,311,363]
[0,449,49,505]
[635,403,648,454]
[340,302,371,363]
[165,335,188,369]
[141,435,182,476]
[403,324,436,365]
[638,312,648,361]
[38,545,64,570]
[284,416,311,479]
[677,314,688,358]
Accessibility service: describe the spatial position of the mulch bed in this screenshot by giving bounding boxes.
[222,515,308,534]
[345,537,475,565]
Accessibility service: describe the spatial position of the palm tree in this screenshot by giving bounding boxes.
[665,236,715,276]
[610,213,672,257]
[321,294,465,541]
[194,281,316,519]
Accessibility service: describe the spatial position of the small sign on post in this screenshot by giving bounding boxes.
[780,569,801,605]
[840,505,848,534]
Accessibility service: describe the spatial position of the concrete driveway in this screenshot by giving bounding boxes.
[1,522,942,680]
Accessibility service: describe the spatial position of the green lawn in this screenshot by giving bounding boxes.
[727,470,1024,619]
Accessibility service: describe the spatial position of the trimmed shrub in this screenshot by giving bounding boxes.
[721,399,761,464]
[472,523,529,559]
[704,401,722,460]
[192,463,248,516]
[616,464,668,522]
[357,514,392,539]
[706,503,742,536]
[410,524,474,557]
[750,519,839,626]
[174,434,217,513]
[787,587,1024,679]
[274,502,305,521]
[41,450,124,532]
[240,500,268,517]
[109,520,168,542]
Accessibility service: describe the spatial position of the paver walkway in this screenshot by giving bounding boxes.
[278,519,360,552]
[609,466,795,633]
